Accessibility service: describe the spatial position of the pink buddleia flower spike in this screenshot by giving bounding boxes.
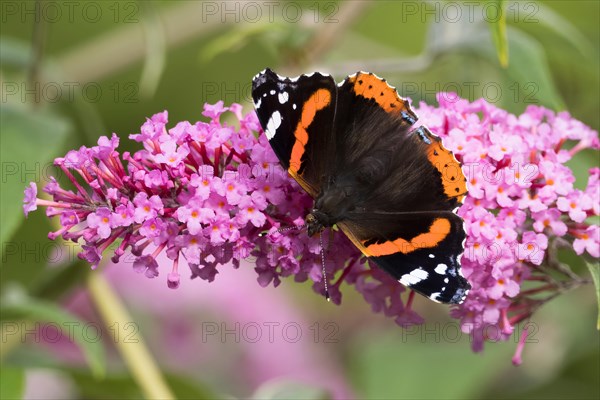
[422,94,599,354]
[24,97,599,362]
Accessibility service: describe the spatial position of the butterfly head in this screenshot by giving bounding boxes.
[306,211,327,237]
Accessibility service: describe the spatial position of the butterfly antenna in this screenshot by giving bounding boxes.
[258,224,306,237]
[320,231,330,302]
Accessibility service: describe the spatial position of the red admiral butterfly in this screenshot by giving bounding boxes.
[251,68,470,304]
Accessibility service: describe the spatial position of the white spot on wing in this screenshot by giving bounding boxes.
[254,98,262,109]
[278,91,289,104]
[429,254,435,258]
[435,264,448,275]
[399,268,428,287]
[265,111,281,140]
[269,90,275,95]
[400,274,420,286]
[292,103,297,110]
[412,269,428,280]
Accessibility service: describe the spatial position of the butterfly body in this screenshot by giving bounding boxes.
[307,174,364,236]
[252,68,470,304]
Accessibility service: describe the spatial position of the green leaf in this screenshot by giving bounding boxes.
[487,0,509,67]
[31,259,91,301]
[350,330,513,399]
[2,340,62,369]
[585,261,600,329]
[503,27,565,109]
[199,23,272,64]
[252,380,331,400]
[66,370,221,400]
[426,19,565,110]
[0,37,31,68]
[533,2,596,59]
[1,294,105,378]
[0,105,71,259]
[0,367,25,400]
[139,1,166,99]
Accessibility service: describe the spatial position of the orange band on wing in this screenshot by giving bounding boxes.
[363,218,451,256]
[427,140,467,202]
[289,88,331,173]
[349,73,412,115]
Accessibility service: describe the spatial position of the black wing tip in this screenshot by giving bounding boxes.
[252,68,274,91]
[252,68,333,88]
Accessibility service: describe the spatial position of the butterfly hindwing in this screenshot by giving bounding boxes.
[329,87,470,302]
[415,126,468,205]
[339,211,468,304]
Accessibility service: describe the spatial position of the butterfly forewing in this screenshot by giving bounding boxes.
[252,69,338,196]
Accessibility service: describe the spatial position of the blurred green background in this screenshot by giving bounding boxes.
[1,1,598,399]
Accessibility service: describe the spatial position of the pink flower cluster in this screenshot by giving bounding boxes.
[23,102,408,321]
[417,93,599,355]
[24,96,599,358]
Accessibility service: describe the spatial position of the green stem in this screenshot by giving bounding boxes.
[86,273,175,400]
[28,0,46,108]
